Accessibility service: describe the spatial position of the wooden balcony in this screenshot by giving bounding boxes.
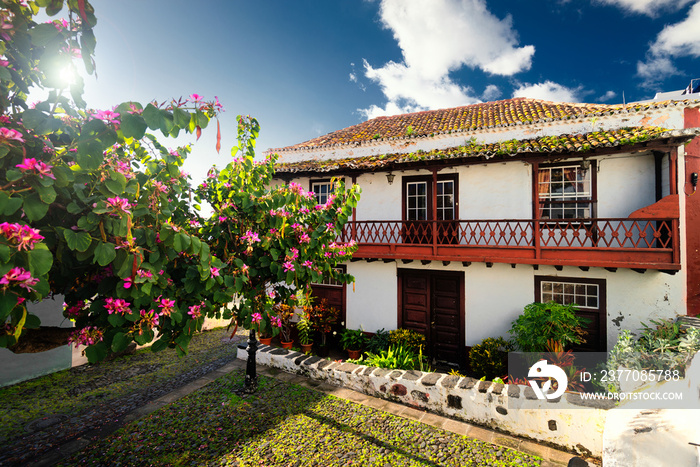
[342,217,680,272]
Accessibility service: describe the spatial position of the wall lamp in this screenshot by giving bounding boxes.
[386,172,395,185]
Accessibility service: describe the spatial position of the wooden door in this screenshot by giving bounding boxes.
[398,270,464,365]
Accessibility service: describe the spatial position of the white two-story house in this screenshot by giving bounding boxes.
[271,96,700,366]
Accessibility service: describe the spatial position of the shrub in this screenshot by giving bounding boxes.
[388,328,426,352]
[599,319,700,392]
[364,345,431,372]
[365,328,391,354]
[508,301,589,352]
[296,316,312,345]
[469,337,514,381]
[339,328,368,350]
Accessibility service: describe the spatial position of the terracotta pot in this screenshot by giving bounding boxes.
[347,349,362,360]
[281,340,294,349]
[300,343,313,354]
[259,337,272,346]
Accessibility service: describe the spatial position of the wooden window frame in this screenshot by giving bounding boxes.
[534,275,607,351]
[401,174,459,222]
[535,161,597,221]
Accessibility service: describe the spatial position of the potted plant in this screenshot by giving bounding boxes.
[251,312,272,346]
[340,328,368,359]
[272,303,295,349]
[306,299,340,357]
[297,314,313,353]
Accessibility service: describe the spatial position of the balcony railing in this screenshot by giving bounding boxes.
[342,218,680,270]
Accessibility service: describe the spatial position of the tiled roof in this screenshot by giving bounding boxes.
[275,127,698,174]
[276,98,696,151]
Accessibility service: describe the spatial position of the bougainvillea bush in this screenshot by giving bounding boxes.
[0,0,236,361]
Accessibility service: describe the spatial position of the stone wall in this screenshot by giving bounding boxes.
[237,345,611,457]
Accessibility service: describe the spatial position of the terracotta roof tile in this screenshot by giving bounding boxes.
[275,127,698,175]
[276,98,695,151]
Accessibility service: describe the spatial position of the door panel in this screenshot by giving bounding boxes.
[399,270,464,365]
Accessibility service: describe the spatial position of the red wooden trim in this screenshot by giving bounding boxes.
[628,194,680,219]
[397,269,403,329]
[670,148,678,195]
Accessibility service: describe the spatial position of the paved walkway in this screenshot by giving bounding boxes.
[30,354,593,466]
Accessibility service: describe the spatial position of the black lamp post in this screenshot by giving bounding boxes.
[243,329,258,393]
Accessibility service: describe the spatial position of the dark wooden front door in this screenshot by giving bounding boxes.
[398,270,464,364]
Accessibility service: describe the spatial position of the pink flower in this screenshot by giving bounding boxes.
[90,109,120,124]
[302,260,313,268]
[157,297,176,317]
[210,267,220,277]
[104,297,131,315]
[190,93,203,103]
[105,197,131,215]
[64,300,86,318]
[136,269,153,279]
[251,312,262,324]
[123,277,133,289]
[241,231,260,244]
[0,222,44,251]
[299,233,311,243]
[283,261,295,273]
[68,327,104,347]
[271,316,282,328]
[15,158,55,179]
[188,303,204,319]
[0,267,39,291]
[140,309,159,328]
[0,127,24,143]
[268,290,276,298]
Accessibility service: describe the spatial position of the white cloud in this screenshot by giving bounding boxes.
[359,0,535,118]
[512,81,582,102]
[597,90,618,102]
[482,84,502,101]
[349,72,357,83]
[636,1,700,86]
[594,0,692,16]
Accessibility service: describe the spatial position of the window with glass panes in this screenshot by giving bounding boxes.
[540,280,599,308]
[537,164,593,219]
[310,180,332,205]
[436,180,455,220]
[406,181,428,221]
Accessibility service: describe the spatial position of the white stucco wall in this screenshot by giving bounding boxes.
[346,261,398,332]
[597,153,657,218]
[460,162,532,219]
[341,259,686,355]
[354,172,402,221]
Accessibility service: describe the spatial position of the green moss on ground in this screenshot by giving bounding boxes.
[0,327,238,442]
[63,371,542,467]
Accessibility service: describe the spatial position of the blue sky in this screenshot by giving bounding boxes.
[72,0,700,183]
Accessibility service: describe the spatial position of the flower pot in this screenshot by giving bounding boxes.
[281,340,294,349]
[259,337,272,346]
[300,343,313,354]
[347,349,361,360]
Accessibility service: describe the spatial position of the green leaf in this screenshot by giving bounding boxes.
[63,229,92,252]
[22,193,50,222]
[13,308,27,340]
[173,108,190,127]
[30,22,60,46]
[77,139,105,170]
[66,202,82,214]
[0,244,9,263]
[150,335,170,352]
[120,112,147,140]
[111,332,130,353]
[0,145,9,159]
[94,242,117,266]
[52,166,74,187]
[142,104,164,130]
[0,294,18,322]
[108,312,125,327]
[34,184,56,203]
[105,170,127,195]
[85,341,108,363]
[134,329,154,346]
[27,244,53,276]
[24,313,41,329]
[173,232,191,252]
[21,109,48,132]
